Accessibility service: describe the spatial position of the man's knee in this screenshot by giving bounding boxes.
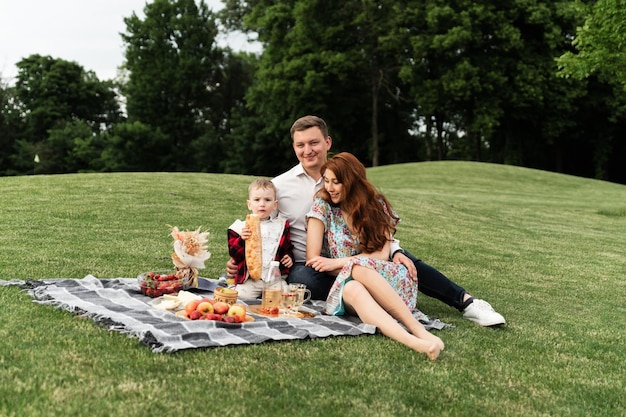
[288,264,316,285]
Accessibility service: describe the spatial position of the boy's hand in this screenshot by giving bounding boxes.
[225,258,237,278]
[280,254,293,269]
[240,227,251,240]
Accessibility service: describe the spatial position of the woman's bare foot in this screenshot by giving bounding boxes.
[410,337,443,360]
[426,342,442,360]
[406,322,445,353]
[429,335,445,352]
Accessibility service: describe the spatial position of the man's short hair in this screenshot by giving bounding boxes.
[290,115,329,139]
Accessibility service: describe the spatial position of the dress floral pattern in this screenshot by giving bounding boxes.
[307,197,419,315]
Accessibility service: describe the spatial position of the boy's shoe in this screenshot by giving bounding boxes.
[463,299,506,327]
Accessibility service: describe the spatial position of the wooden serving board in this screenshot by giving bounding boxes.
[247,304,316,319]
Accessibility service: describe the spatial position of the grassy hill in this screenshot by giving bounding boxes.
[1,161,624,416]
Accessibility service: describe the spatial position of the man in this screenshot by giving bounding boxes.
[227,115,506,326]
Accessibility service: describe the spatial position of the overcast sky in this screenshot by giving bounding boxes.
[0,0,259,83]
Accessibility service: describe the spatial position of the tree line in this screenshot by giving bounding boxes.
[1,0,625,184]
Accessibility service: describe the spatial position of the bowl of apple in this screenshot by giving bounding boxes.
[137,271,185,298]
[213,287,238,305]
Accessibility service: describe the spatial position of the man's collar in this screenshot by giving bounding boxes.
[294,163,306,176]
[296,163,323,184]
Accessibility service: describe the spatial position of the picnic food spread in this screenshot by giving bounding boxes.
[151,290,254,323]
[138,271,185,298]
[247,304,315,319]
[141,225,314,325]
[177,299,253,323]
[148,288,315,322]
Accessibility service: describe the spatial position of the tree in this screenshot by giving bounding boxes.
[121,0,224,171]
[10,55,120,174]
[0,78,25,174]
[207,50,258,173]
[397,0,589,174]
[100,121,171,172]
[557,0,626,88]
[555,0,626,180]
[220,0,416,171]
[14,55,120,141]
[490,0,587,172]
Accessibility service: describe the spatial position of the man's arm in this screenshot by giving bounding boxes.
[390,238,403,259]
[388,237,416,279]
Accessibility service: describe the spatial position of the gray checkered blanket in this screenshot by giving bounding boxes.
[0,275,377,352]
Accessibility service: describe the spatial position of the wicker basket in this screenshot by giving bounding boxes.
[213,287,238,305]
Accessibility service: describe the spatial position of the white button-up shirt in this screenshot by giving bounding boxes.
[272,163,322,263]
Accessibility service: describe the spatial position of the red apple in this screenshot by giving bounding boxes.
[222,316,236,323]
[205,313,223,321]
[196,301,214,315]
[188,310,202,320]
[185,300,202,315]
[226,304,247,323]
[213,301,230,315]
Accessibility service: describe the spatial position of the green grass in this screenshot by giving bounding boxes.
[1,161,624,417]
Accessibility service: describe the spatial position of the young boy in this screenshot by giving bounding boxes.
[227,179,294,298]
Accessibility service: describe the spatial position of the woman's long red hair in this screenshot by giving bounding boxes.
[316,152,399,254]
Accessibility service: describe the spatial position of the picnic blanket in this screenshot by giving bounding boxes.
[1,275,450,353]
[0,275,378,353]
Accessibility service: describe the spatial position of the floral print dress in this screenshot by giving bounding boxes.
[307,197,419,315]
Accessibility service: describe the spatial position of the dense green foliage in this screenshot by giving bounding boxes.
[558,0,626,86]
[122,0,223,171]
[1,163,624,416]
[1,0,625,183]
[3,55,121,175]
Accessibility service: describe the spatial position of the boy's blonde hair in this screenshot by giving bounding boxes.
[248,179,277,198]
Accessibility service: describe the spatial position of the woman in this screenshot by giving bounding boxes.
[306,152,444,359]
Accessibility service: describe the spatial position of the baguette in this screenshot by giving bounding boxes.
[245,214,263,280]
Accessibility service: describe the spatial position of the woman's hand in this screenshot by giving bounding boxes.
[392,252,417,281]
[306,256,340,273]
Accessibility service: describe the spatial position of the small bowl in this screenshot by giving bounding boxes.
[213,287,238,305]
[138,271,185,298]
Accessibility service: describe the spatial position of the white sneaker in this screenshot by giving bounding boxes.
[463,299,506,326]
